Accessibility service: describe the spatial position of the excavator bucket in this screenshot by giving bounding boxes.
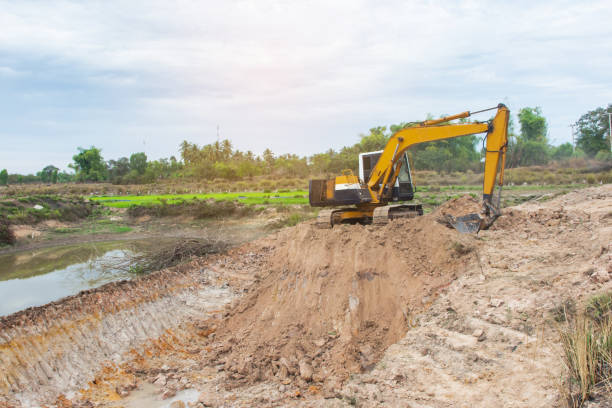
[447,213,483,234]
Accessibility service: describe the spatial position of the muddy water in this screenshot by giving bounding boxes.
[0,239,173,316]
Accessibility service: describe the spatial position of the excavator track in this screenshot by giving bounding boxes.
[373,204,423,225]
[315,209,336,229]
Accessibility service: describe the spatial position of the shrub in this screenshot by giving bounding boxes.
[559,293,612,405]
[600,171,612,184]
[0,216,15,245]
[259,180,273,191]
[586,174,596,184]
[594,150,612,162]
[586,293,612,323]
[235,181,248,191]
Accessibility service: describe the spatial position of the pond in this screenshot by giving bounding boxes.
[0,239,171,317]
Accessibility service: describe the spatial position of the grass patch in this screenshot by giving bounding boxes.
[91,190,309,208]
[0,195,94,224]
[112,226,132,233]
[125,199,261,219]
[558,292,612,406]
[266,211,316,229]
[52,227,81,234]
[586,293,612,323]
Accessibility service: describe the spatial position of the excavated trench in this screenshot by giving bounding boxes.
[0,260,240,407]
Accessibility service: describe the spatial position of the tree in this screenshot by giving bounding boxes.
[507,107,550,167]
[108,157,131,183]
[40,165,59,183]
[129,152,147,175]
[70,147,108,182]
[0,169,7,186]
[551,143,574,160]
[518,107,547,142]
[575,105,612,157]
[262,148,275,173]
[358,127,389,152]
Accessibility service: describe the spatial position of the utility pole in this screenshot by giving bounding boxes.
[569,124,575,152]
[606,111,612,152]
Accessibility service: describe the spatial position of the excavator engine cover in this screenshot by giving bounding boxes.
[309,179,371,207]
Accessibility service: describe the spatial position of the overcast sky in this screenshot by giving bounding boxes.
[1,0,611,173]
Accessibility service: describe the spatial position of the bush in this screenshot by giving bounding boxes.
[0,216,15,245]
[586,293,612,323]
[235,181,248,191]
[600,170,612,184]
[594,150,612,162]
[559,293,612,405]
[259,180,273,191]
[586,174,597,184]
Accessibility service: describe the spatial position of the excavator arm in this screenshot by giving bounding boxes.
[367,104,510,215]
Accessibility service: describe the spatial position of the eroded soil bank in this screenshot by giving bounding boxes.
[1,185,611,407]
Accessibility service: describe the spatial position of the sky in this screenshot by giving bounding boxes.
[1,0,611,174]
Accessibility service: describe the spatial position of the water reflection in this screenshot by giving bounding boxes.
[0,240,166,317]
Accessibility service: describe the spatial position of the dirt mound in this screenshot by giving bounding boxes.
[434,194,482,218]
[208,213,477,390]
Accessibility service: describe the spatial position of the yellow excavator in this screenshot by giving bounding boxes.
[309,103,510,232]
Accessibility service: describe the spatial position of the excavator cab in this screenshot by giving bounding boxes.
[359,151,415,202]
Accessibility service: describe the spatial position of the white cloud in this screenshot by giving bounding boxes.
[0,0,611,173]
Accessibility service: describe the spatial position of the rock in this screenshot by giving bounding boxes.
[161,388,176,399]
[277,365,289,380]
[115,376,137,396]
[490,298,504,308]
[170,401,186,408]
[359,344,375,370]
[279,357,294,375]
[198,392,216,407]
[591,269,611,283]
[472,328,484,339]
[314,338,326,347]
[299,360,314,381]
[312,370,328,382]
[153,374,167,386]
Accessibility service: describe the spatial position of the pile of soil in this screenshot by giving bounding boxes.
[207,203,478,389]
[435,195,482,218]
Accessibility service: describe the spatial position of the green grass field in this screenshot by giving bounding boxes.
[90,190,310,208]
[90,184,590,210]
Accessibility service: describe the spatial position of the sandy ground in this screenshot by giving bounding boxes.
[1,185,611,407]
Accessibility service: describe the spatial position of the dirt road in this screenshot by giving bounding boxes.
[1,185,610,407]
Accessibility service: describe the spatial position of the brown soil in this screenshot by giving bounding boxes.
[208,210,476,389]
[2,187,612,407]
[435,194,482,218]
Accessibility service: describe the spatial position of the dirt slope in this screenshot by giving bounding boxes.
[209,212,477,390]
[329,185,612,407]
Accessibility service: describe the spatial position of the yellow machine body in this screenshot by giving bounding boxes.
[309,103,510,229]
